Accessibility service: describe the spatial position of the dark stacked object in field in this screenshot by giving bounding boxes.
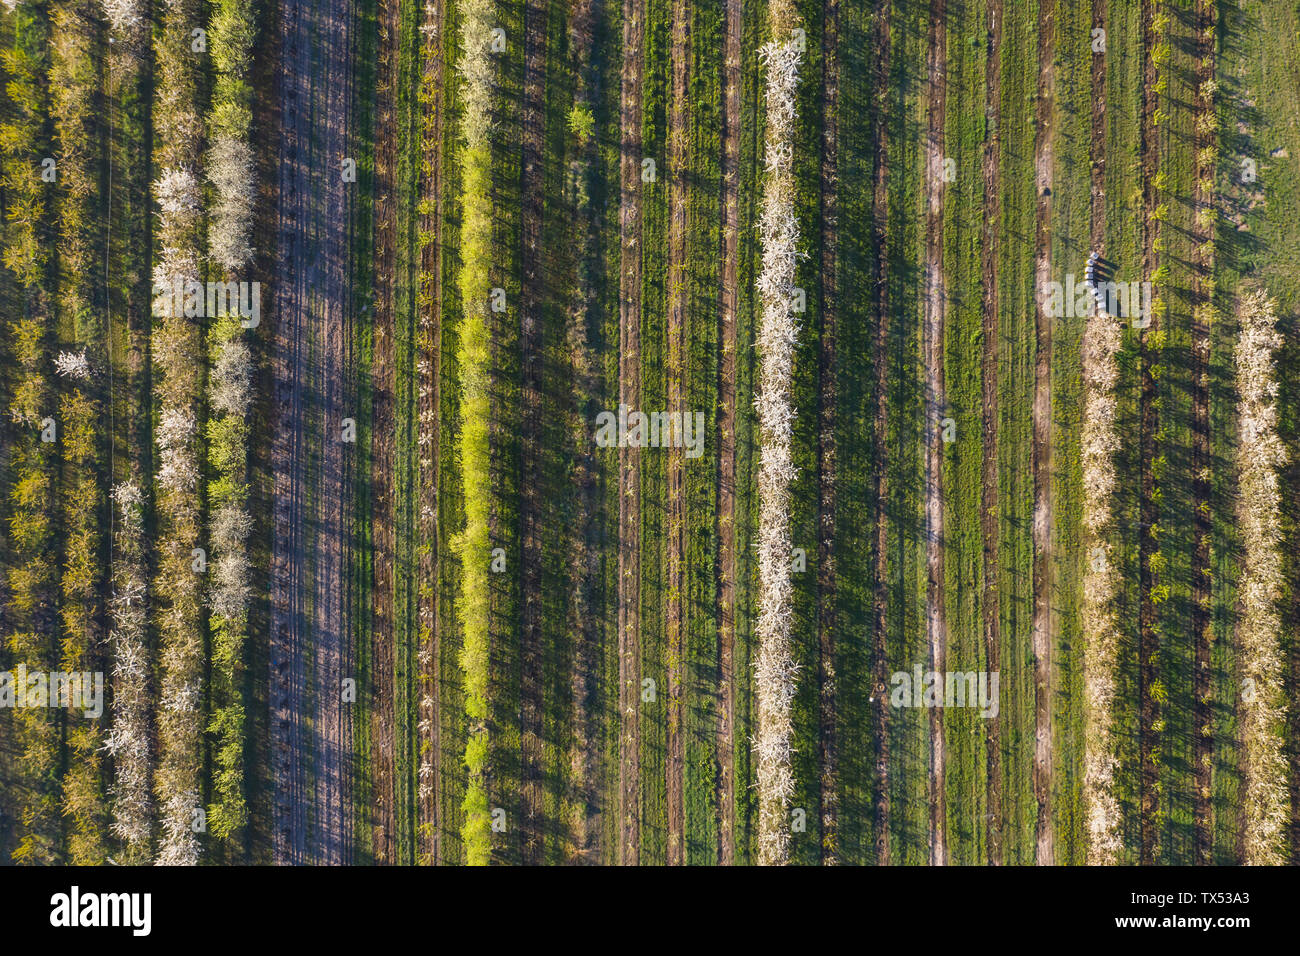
[1083,252,1117,314]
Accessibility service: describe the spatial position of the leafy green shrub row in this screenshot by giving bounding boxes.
[51,0,108,866]
[151,0,209,866]
[3,4,61,865]
[203,0,258,848]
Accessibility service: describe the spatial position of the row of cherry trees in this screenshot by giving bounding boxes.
[1234,291,1287,865]
[150,0,208,865]
[202,0,258,846]
[753,0,803,867]
[1080,309,1123,864]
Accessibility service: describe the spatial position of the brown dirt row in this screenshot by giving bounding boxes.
[564,0,602,866]
[923,0,949,868]
[1089,0,1106,265]
[370,0,399,867]
[326,0,359,865]
[816,0,841,866]
[519,0,549,866]
[979,0,1005,867]
[716,0,741,868]
[665,0,689,868]
[1138,0,1160,866]
[270,0,311,865]
[870,0,892,867]
[416,0,446,866]
[1190,0,1215,865]
[1030,0,1055,866]
[270,0,357,865]
[617,0,645,866]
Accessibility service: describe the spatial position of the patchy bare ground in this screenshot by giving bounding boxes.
[271,0,356,865]
[923,0,948,868]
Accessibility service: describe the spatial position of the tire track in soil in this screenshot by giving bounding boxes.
[617,0,645,867]
[665,0,689,868]
[520,0,548,866]
[1137,0,1159,867]
[372,0,400,867]
[978,0,1004,867]
[416,0,446,867]
[815,0,840,866]
[716,0,741,868]
[271,0,356,866]
[1190,0,1214,866]
[870,0,892,866]
[1030,0,1055,867]
[565,0,602,866]
[271,0,307,866]
[1089,0,1105,264]
[922,0,949,868]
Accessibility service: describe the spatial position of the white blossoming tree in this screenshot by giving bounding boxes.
[104,482,154,860]
[53,349,92,380]
[1234,290,1288,865]
[753,0,804,867]
[1080,304,1123,864]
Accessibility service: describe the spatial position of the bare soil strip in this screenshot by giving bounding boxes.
[372,0,400,866]
[1138,0,1159,866]
[1031,0,1055,866]
[979,0,1005,867]
[417,0,446,865]
[520,0,548,866]
[1190,0,1215,864]
[816,0,841,866]
[1090,0,1106,263]
[870,0,892,866]
[617,0,645,866]
[923,0,949,868]
[271,0,309,866]
[716,0,741,867]
[566,0,602,867]
[271,0,356,865]
[323,0,358,866]
[665,0,689,867]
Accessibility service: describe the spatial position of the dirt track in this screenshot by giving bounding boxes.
[665,0,689,868]
[520,0,548,865]
[869,0,892,867]
[1031,0,1055,867]
[816,0,841,866]
[716,0,741,867]
[923,0,949,868]
[1190,0,1215,865]
[270,0,356,866]
[979,0,1005,867]
[617,0,645,866]
[416,0,446,867]
[565,0,602,866]
[372,0,399,866]
[1137,0,1159,866]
